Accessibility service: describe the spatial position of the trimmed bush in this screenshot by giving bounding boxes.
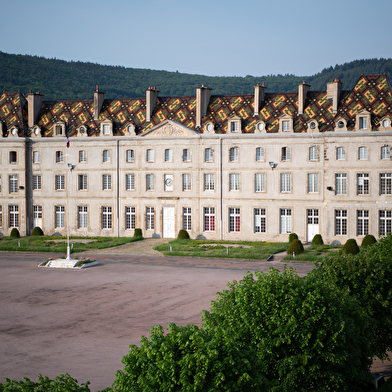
[133,228,143,238]
[311,234,324,246]
[287,238,304,255]
[361,234,377,247]
[177,229,190,239]
[288,233,298,243]
[343,238,360,255]
[10,228,20,238]
[31,226,44,236]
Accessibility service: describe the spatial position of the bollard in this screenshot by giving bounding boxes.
[226,246,229,255]
[18,240,20,247]
[170,244,172,252]
[72,243,74,249]
[293,252,295,258]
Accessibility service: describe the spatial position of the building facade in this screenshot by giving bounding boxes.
[1,74,391,244]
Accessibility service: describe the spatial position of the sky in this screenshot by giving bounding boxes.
[1,0,391,78]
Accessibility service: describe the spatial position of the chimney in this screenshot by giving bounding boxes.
[298,81,310,115]
[27,91,43,128]
[326,79,342,114]
[93,85,105,120]
[254,82,266,116]
[146,86,159,122]
[196,85,212,127]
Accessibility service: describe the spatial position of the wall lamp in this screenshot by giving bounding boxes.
[327,186,334,191]
[67,163,76,170]
[269,162,277,169]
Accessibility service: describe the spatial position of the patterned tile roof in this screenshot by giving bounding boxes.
[0,91,27,134]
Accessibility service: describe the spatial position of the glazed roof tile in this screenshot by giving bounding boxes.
[0,91,27,134]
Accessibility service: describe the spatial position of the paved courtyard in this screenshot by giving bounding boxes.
[0,240,389,390]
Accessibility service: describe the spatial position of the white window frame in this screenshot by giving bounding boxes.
[55,174,65,191]
[229,173,240,191]
[256,147,265,162]
[102,174,112,190]
[146,149,154,163]
[359,116,368,130]
[165,149,173,162]
[79,150,87,163]
[146,206,154,230]
[204,174,214,191]
[380,173,392,195]
[0,205,3,227]
[102,124,111,135]
[379,210,392,236]
[336,147,346,160]
[309,146,319,161]
[182,148,191,162]
[183,207,191,231]
[229,147,239,162]
[228,207,241,233]
[282,120,290,132]
[126,149,135,163]
[146,174,155,191]
[32,150,40,164]
[254,208,266,233]
[357,209,369,236]
[103,150,111,163]
[255,173,266,192]
[55,205,65,228]
[280,208,292,234]
[205,148,213,163]
[335,173,347,195]
[307,173,319,193]
[55,150,63,164]
[9,205,19,228]
[280,173,291,193]
[281,146,291,161]
[9,175,18,194]
[182,173,191,191]
[125,206,136,230]
[357,173,369,195]
[102,206,112,229]
[126,174,135,191]
[204,207,215,232]
[32,175,42,190]
[358,146,368,160]
[381,146,391,160]
[335,209,347,236]
[78,174,88,191]
[78,206,88,229]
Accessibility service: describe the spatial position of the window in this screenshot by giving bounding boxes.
[125,206,136,230]
[336,147,346,160]
[9,205,19,228]
[381,146,391,160]
[32,175,41,190]
[229,174,240,191]
[146,207,154,230]
[205,148,213,162]
[0,205,2,227]
[280,173,291,193]
[256,147,265,162]
[146,149,154,162]
[126,174,135,191]
[55,175,65,191]
[126,149,134,163]
[164,149,172,162]
[229,147,239,162]
[9,151,17,163]
[55,205,65,228]
[255,173,266,192]
[281,147,290,161]
[309,146,319,161]
[230,121,238,133]
[380,173,392,195]
[359,117,368,130]
[102,124,111,135]
[55,125,63,135]
[357,173,369,195]
[102,174,112,190]
[280,208,292,234]
[282,120,290,132]
[204,207,215,231]
[335,173,347,195]
[379,210,392,236]
[32,151,40,164]
[9,175,18,193]
[0,176,1,193]
[254,208,266,233]
[182,148,191,162]
[78,206,88,229]
[229,208,240,233]
[55,150,63,163]
[357,210,369,236]
[183,207,191,231]
[78,174,88,191]
[335,209,347,235]
[307,173,319,193]
[146,174,154,191]
[102,206,112,229]
[79,150,87,163]
[182,174,191,191]
[358,146,368,160]
[307,209,319,225]
[103,150,110,163]
[204,174,215,191]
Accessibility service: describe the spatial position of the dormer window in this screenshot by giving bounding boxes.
[103,124,110,135]
[53,121,65,137]
[278,114,293,133]
[32,126,41,137]
[9,127,18,137]
[125,123,136,136]
[355,110,371,131]
[255,121,266,133]
[307,121,319,132]
[282,121,290,132]
[227,115,242,134]
[77,125,88,137]
[55,125,62,135]
[204,122,214,134]
[359,117,367,130]
[100,120,113,136]
[380,117,391,131]
[334,118,348,132]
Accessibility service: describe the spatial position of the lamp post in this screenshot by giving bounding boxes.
[65,155,75,260]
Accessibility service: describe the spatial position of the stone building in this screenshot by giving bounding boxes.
[0,74,391,244]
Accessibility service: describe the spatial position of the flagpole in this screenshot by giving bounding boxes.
[66,121,71,260]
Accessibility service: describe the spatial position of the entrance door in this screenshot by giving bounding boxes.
[307,209,319,242]
[163,207,175,238]
[33,205,43,229]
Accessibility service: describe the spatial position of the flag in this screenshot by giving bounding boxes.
[66,121,70,148]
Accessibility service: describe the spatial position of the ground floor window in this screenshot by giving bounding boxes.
[307,209,319,224]
[102,206,112,229]
[125,206,136,230]
[379,210,392,236]
[55,205,65,228]
[254,208,266,233]
[78,206,88,229]
[335,209,347,236]
[204,207,215,231]
[9,205,19,228]
[357,210,369,236]
[280,208,291,234]
[0,205,2,227]
[183,207,191,231]
[146,207,154,230]
[229,207,240,233]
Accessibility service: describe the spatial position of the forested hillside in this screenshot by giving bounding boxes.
[1,51,391,100]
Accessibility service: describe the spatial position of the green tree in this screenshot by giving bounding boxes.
[112,323,269,391]
[202,268,372,392]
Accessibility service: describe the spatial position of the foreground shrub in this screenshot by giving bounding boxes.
[288,232,298,243]
[361,234,377,247]
[311,234,324,246]
[31,226,44,236]
[10,228,20,238]
[177,229,190,239]
[113,323,269,391]
[310,233,392,360]
[286,238,304,255]
[133,228,142,238]
[202,268,372,391]
[343,238,360,255]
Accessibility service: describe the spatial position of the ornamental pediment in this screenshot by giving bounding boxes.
[141,120,198,137]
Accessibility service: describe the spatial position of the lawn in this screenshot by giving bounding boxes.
[284,244,341,262]
[0,235,142,253]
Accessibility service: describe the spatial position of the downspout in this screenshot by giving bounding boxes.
[117,139,120,237]
[220,137,223,240]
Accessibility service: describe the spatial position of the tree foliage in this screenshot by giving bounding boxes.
[112,323,269,391]
[286,238,304,255]
[342,238,360,255]
[202,268,372,392]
